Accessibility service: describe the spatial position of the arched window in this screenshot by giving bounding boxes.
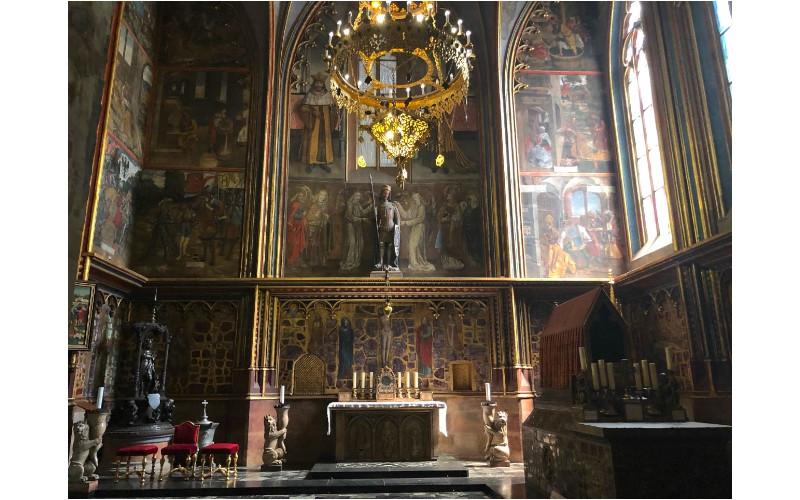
[621,1,671,252]
[713,1,732,89]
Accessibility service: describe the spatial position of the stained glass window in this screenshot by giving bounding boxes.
[621,1,671,251]
[713,1,732,89]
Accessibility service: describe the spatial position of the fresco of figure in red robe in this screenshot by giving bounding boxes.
[416,317,434,376]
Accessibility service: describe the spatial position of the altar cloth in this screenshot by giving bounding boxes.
[326,401,448,437]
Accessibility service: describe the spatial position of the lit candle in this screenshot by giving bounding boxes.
[578,346,588,371]
[397,372,402,388]
[353,370,358,389]
[369,372,374,388]
[606,362,615,390]
[649,363,659,390]
[590,363,600,391]
[361,371,366,389]
[640,359,651,387]
[406,87,411,97]
[457,19,463,36]
[485,382,491,402]
[336,20,342,37]
[598,360,607,388]
[466,30,472,45]
[633,363,643,390]
[420,83,426,94]
[406,371,411,389]
[414,372,419,388]
[280,385,285,405]
[444,9,451,25]
[328,31,334,45]
[665,347,673,371]
[96,386,105,410]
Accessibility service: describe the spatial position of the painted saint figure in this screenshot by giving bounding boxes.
[300,74,336,173]
[397,193,436,272]
[339,192,372,272]
[529,126,553,168]
[337,317,354,379]
[286,187,311,268]
[416,317,433,376]
[374,185,401,271]
[304,189,332,268]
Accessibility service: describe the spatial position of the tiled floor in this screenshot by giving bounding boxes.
[83,459,527,499]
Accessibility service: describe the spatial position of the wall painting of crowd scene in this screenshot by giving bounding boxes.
[515,1,625,278]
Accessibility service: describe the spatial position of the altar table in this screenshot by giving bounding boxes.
[326,401,448,462]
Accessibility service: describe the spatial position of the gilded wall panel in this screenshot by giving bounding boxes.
[623,286,693,391]
[277,300,492,393]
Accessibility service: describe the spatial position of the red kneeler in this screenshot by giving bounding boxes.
[114,445,158,484]
[199,443,239,480]
[159,421,200,481]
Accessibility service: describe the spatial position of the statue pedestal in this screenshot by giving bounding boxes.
[68,479,98,496]
[370,270,403,279]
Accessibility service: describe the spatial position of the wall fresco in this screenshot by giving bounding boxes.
[283,181,484,277]
[277,301,491,393]
[131,170,244,276]
[283,3,485,277]
[149,70,251,169]
[515,2,625,278]
[92,137,141,268]
[108,2,156,160]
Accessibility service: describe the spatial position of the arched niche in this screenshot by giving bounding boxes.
[271,1,492,279]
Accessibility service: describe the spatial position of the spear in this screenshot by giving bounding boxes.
[369,173,381,265]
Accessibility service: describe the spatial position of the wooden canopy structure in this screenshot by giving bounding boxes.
[539,288,627,389]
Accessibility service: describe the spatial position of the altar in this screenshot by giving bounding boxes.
[327,401,448,462]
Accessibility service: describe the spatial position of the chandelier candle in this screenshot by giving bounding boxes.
[485,383,491,402]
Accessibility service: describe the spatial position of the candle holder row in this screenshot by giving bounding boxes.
[573,350,686,422]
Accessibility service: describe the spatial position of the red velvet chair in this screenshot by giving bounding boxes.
[114,444,159,484]
[159,421,199,481]
[198,443,239,481]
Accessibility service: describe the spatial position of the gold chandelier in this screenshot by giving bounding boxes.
[325,1,475,188]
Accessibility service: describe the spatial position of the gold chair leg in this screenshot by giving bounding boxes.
[225,454,232,479]
[150,455,156,481]
[126,456,131,480]
[159,456,166,481]
[114,458,121,483]
[233,452,238,479]
[199,455,206,482]
[140,455,147,484]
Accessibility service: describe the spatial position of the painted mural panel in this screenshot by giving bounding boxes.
[516,74,612,173]
[123,2,157,56]
[159,2,250,66]
[520,176,624,278]
[283,3,485,277]
[278,301,491,393]
[131,170,244,276]
[283,181,484,277]
[515,1,604,72]
[515,2,624,278]
[149,70,251,169]
[108,3,156,160]
[68,1,115,281]
[92,137,141,267]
